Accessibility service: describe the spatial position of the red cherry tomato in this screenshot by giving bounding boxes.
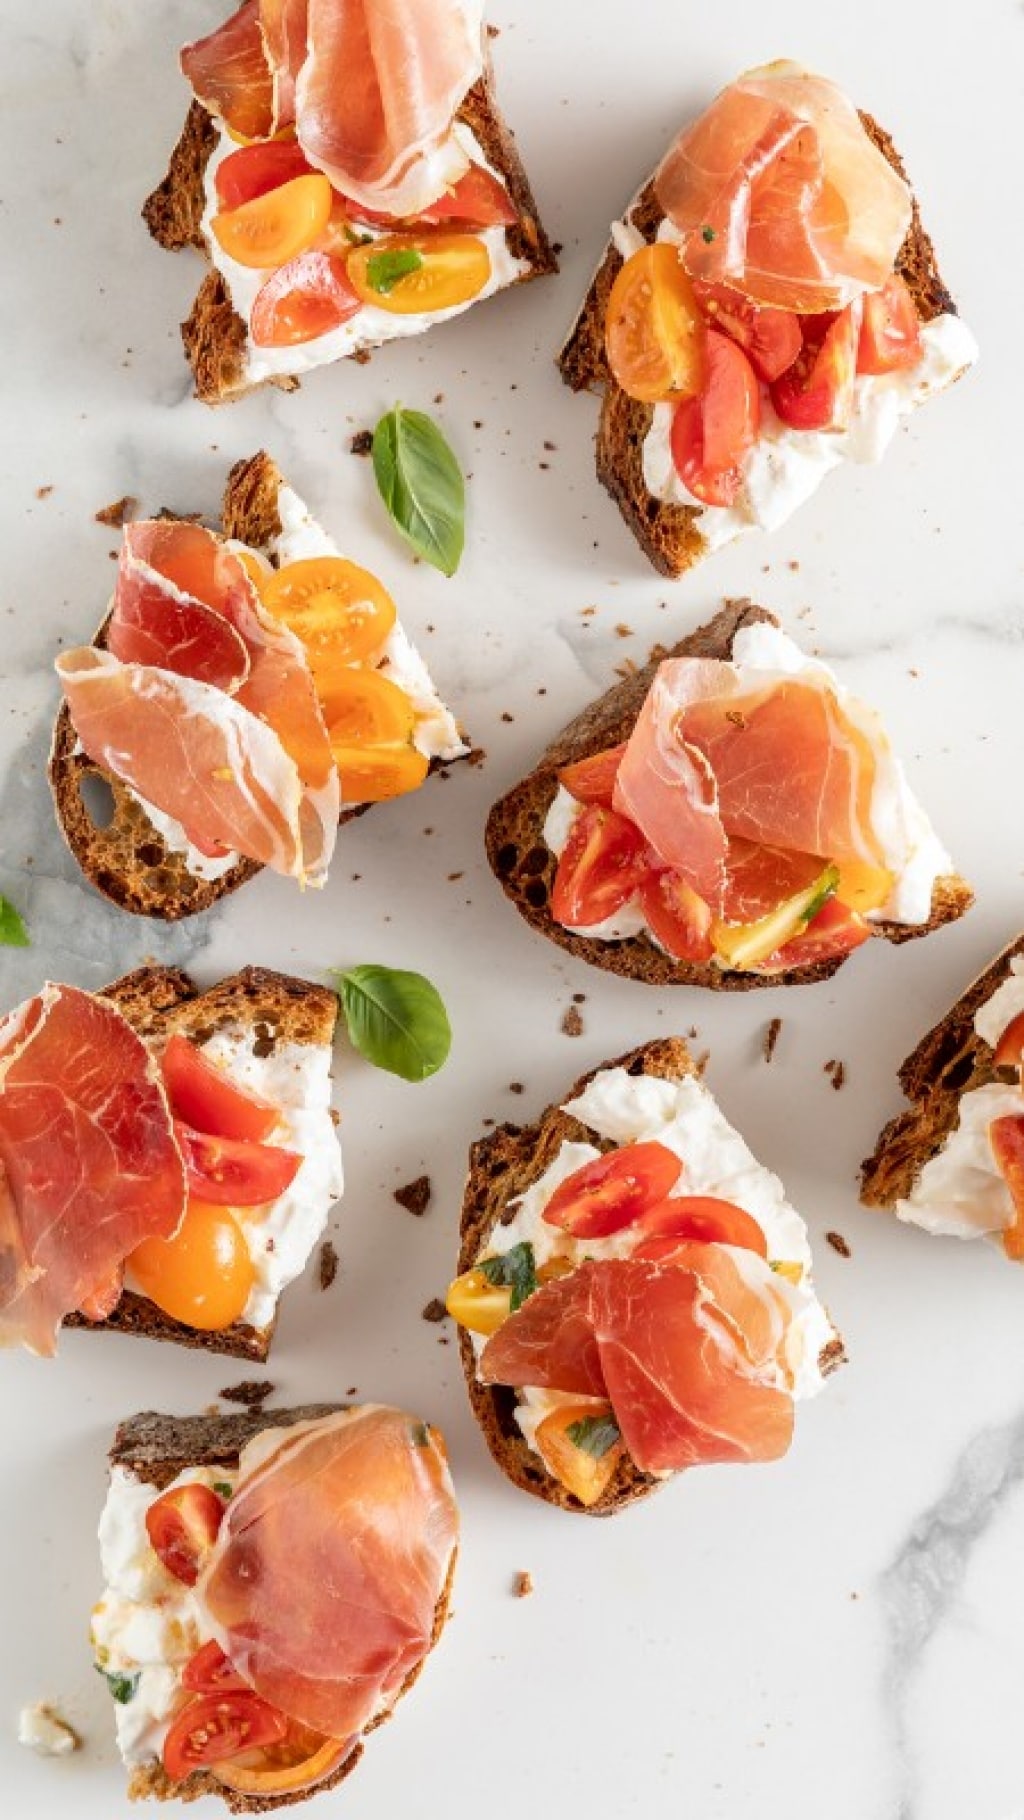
[162,1694,289,1782]
[670,330,760,506]
[215,141,314,210]
[640,870,713,962]
[857,275,922,376]
[635,1195,768,1257]
[175,1124,301,1207]
[771,303,860,430]
[550,805,649,929]
[994,1012,1024,1072]
[162,1035,277,1143]
[145,1484,225,1587]
[543,1142,683,1239]
[414,165,517,228]
[768,896,871,970]
[557,744,627,809]
[182,1641,250,1697]
[251,252,362,348]
[693,280,802,383]
[990,1117,1024,1261]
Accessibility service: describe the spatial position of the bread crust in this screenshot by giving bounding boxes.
[144,64,557,405]
[64,963,338,1360]
[558,113,960,578]
[860,935,1024,1209]
[485,599,973,990]
[109,1406,455,1811]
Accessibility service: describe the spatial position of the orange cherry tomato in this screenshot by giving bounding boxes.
[215,140,314,210]
[145,1483,225,1586]
[414,165,517,228]
[989,1117,1024,1260]
[994,1012,1024,1072]
[635,1196,768,1257]
[182,1642,249,1696]
[857,274,923,376]
[557,743,627,810]
[162,1034,278,1143]
[771,303,860,431]
[250,252,362,347]
[331,741,430,804]
[261,558,398,675]
[175,1125,301,1207]
[550,804,649,929]
[163,1694,289,1783]
[213,1721,353,1796]
[692,279,802,383]
[211,174,333,269]
[542,1142,683,1239]
[130,1200,256,1332]
[605,243,706,405]
[768,896,870,970]
[534,1402,624,1508]
[670,329,761,506]
[321,667,415,745]
[640,870,714,963]
[346,234,491,314]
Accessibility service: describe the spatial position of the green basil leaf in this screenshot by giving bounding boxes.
[95,1666,140,1705]
[0,896,28,947]
[211,1481,234,1501]
[335,964,451,1083]
[366,248,424,294]
[564,1414,621,1459]
[372,407,465,576]
[478,1242,537,1312]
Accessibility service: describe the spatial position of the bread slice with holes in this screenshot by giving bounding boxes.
[144,45,556,405]
[49,449,466,921]
[485,599,972,991]
[64,962,340,1362]
[861,935,1024,1253]
[454,1038,845,1516]
[96,1405,456,1810]
[559,105,974,577]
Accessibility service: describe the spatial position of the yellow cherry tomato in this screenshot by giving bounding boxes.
[332,741,430,804]
[215,1724,351,1797]
[346,234,491,315]
[445,1267,512,1336]
[129,1200,255,1332]
[834,859,894,914]
[321,668,416,745]
[534,1402,624,1508]
[211,174,333,269]
[605,242,706,404]
[261,558,398,683]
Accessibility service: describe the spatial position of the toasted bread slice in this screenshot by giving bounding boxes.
[144,53,557,405]
[457,1038,845,1517]
[486,599,972,991]
[108,1406,455,1811]
[49,450,464,922]
[559,113,960,578]
[861,935,1024,1210]
[64,962,338,1362]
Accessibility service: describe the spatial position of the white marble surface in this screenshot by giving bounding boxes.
[1,3,1023,1817]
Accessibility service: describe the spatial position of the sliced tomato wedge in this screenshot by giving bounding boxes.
[557,744,627,809]
[693,280,802,383]
[990,1117,1024,1261]
[640,870,713,963]
[768,896,871,970]
[145,1484,225,1587]
[550,805,649,929]
[163,1693,289,1782]
[175,1124,301,1206]
[251,252,362,347]
[857,274,922,376]
[215,140,314,210]
[543,1141,683,1239]
[211,174,333,269]
[670,329,760,506]
[994,1012,1024,1072]
[414,165,517,228]
[635,1195,768,1257]
[534,1401,624,1508]
[182,1642,250,1697]
[213,1722,353,1796]
[771,302,860,431]
[162,1035,277,1143]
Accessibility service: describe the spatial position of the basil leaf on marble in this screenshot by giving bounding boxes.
[478,1242,538,1312]
[371,408,465,576]
[96,1666,140,1705]
[0,896,28,946]
[366,248,424,294]
[565,1414,621,1459]
[335,964,451,1083]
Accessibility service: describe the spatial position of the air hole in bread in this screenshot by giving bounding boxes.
[524,880,548,909]
[521,846,549,877]
[79,771,117,831]
[494,843,519,877]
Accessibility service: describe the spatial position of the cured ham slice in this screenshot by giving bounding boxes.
[295,0,485,216]
[181,0,275,142]
[259,0,308,128]
[480,1254,794,1473]
[0,985,185,1356]
[197,1407,458,1738]
[720,837,825,923]
[613,659,730,911]
[109,533,250,694]
[655,62,913,313]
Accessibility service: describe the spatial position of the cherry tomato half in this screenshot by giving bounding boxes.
[162,1035,277,1143]
[251,252,362,347]
[415,165,517,228]
[176,1125,302,1206]
[557,743,627,809]
[542,1141,683,1239]
[990,1117,1024,1261]
[550,805,649,929]
[635,1196,768,1257]
[857,274,922,376]
[994,1012,1024,1073]
[768,896,871,970]
[771,302,860,431]
[346,234,490,314]
[162,1693,289,1782]
[130,1201,256,1333]
[670,330,760,506]
[640,870,713,963]
[693,280,802,383]
[182,1641,249,1696]
[214,140,313,210]
[211,174,333,269]
[605,243,705,405]
[145,1483,225,1587]
[261,558,397,674]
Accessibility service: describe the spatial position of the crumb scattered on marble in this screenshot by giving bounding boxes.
[561,1006,584,1038]
[501,711,514,723]
[508,1082,525,1095]
[614,623,633,638]
[349,429,372,457]
[824,1059,846,1091]
[318,1240,339,1290]
[36,485,53,499]
[94,495,137,527]
[826,1231,852,1258]
[219,1380,274,1406]
[422,1297,447,1324]
[513,1571,534,1599]
[394,1175,432,1217]
[763,1018,782,1063]
[694,1050,710,1077]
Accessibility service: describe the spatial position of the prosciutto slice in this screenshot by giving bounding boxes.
[613,659,730,910]
[295,0,485,216]
[197,1406,458,1739]
[109,531,251,694]
[181,0,275,141]
[655,62,913,313]
[479,1252,795,1473]
[0,985,185,1356]
[259,0,308,127]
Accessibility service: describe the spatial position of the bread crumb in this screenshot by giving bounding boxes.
[824,1059,846,1091]
[561,1006,584,1038]
[513,1571,534,1599]
[508,1082,524,1095]
[543,440,556,452]
[219,1380,274,1406]
[694,1050,710,1077]
[94,494,137,527]
[318,1240,339,1290]
[394,1175,432,1217]
[763,1018,782,1063]
[614,623,633,638]
[572,993,586,1004]
[422,1297,447,1324]
[466,746,487,767]
[826,1231,852,1258]
[349,429,373,457]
